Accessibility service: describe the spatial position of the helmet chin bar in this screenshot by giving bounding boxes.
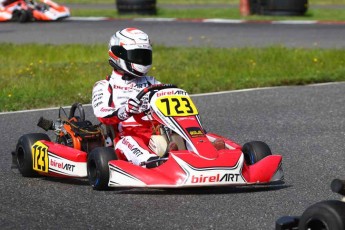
[125,61,146,77]
[108,59,142,79]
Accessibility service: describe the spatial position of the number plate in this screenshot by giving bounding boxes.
[32,141,49,173]
[156,95,198,117]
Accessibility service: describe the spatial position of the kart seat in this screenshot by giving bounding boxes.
[149,134,186,157]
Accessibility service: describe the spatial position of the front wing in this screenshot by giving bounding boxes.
[108,150,283,188]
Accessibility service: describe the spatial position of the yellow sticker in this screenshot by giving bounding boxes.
[156,96,198,116]
[186,127,205,138]
[32,141,49,173]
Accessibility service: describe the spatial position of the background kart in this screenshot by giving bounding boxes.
[276,179,345,230]
[0,0,69,22]
[13,84,284,190]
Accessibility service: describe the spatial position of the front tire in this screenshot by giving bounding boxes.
[15,133,50,177]
[87,147,117,190]
[298,200,345,230]
[242,141,272,165]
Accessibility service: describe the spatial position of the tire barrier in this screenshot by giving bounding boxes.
[116,0,157,15]
[249,0,308,16]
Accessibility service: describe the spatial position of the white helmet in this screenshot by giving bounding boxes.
[108,28,152,78]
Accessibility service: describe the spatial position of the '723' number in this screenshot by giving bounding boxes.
[157,96,198,116]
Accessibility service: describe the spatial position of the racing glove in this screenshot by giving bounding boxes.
[125,98,142,115]
[117,98,142,121]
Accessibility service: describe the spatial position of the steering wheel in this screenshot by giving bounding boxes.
[136,84,178,101]
[132,84,178,125]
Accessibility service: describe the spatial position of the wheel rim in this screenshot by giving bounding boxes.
[244,152,255,165]
[88,160,100,187]
[243,145,256,165]
[306,218,328,230]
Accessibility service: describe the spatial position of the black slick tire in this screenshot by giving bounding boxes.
[15,133,50,177]
[298,200,345,230]
[18,10,31,23]
[87,147,117,190]
[242,141,272,165]
[116,0,156,15]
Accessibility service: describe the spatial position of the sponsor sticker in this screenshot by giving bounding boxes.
[186,127,205,138]
[50,158,76,172]
[191,173,240,183]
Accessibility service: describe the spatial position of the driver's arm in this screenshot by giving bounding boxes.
[92,80,141,125]
[92,80,123,125]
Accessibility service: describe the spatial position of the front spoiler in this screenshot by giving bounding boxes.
[108,150,283,188]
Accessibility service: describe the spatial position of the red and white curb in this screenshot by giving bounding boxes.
[68,16,345,25]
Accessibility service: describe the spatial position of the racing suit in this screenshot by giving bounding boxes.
[92,70,161,166]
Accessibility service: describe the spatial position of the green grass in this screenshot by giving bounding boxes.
[1,43,344,112]
[71,7,345,21]
[67,0,345,21]
[61,0,344,5]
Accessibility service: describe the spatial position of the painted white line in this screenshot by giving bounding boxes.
[307,81,345,87]
[203,19,245,24]
[68,17,109,21]
[0,105,74,115]
[272,20,317,25]
[134,18,176,22]
[1,82,344,115]
[65,17,345,25]
[191,86,289,97]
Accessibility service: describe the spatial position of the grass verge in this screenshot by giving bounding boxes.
[70,7,345,22]
[1,43,344,112]
[64,0,345,21]
[61,0,342,5]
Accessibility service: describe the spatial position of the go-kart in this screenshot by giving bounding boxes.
[0,0,69,22]
[276,179,345,230]
[13,84,284,190]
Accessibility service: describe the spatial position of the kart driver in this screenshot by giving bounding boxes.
[92,27,224,169]
[92,27,171,168]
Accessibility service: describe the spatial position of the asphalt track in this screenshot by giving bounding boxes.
[1,82,345,229]
[1,16,345,230]
[0,19,345,48]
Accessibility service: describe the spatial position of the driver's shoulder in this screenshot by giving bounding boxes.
[93,79,108,87]
[144,75,160,84]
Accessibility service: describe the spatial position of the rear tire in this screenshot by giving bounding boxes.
[18,10,32,23]
[298,200,345,230]
[15,133,50,177]
[11,10,20,22]
[242,141,272,165]
[87,147,117,190]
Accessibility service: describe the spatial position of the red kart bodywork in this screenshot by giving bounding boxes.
[0,0,69,22]
[108,149,282,188]
[0,1,20,21]
[32,140,88,178]
[31,133,282,188]
[106,96,283,188]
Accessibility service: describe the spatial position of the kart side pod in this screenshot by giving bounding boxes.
[32,140,88,178]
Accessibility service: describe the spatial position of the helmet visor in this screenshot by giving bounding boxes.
[111,46,152,65]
